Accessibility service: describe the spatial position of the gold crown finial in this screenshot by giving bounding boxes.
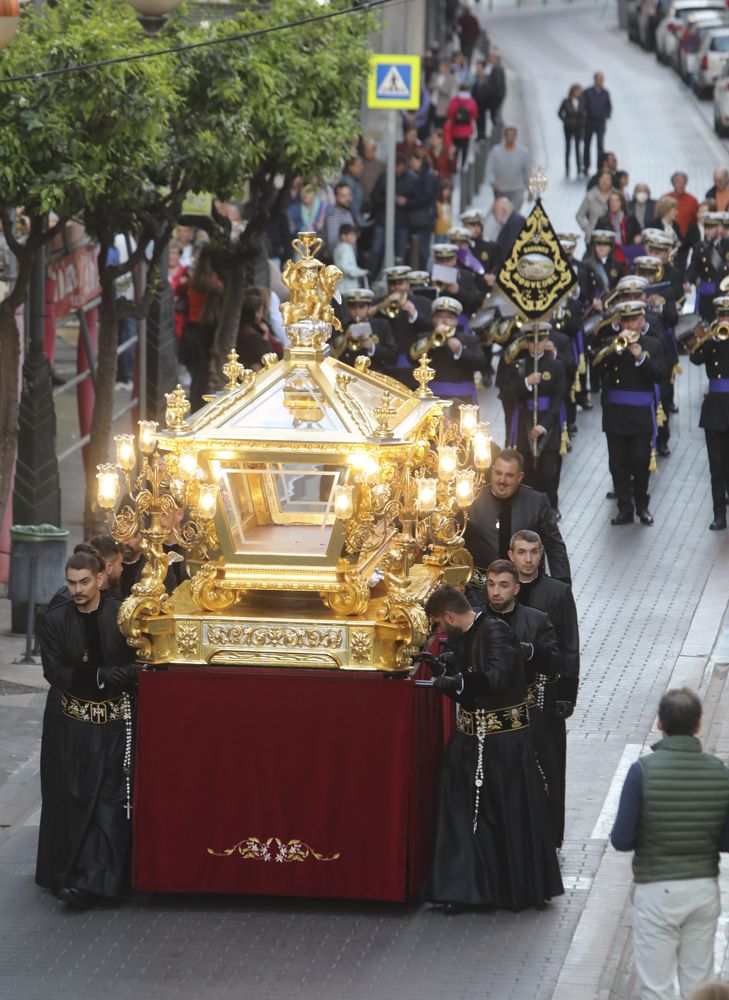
[413,354,435,398]
[528,166,548,199]
[222,349,246,390]
[164,384,191,431]
[373,391,397,438]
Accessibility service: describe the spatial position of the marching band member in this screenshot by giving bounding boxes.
[333,288,398,371]
[376,265,432,387]
[411,296,483,404]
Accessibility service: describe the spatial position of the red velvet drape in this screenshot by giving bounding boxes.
[133,668,445,902]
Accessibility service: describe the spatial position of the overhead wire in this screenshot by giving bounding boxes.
[0,0,412,86]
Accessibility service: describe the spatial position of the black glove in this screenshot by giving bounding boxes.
[412,651,445,676]
[519,641,534,661]
[554,700,574,720]
[433,673,462,697]
[99,665,139,690]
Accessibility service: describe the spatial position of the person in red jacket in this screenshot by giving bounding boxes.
[447,86,478,171]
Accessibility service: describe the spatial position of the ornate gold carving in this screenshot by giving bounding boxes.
[164,384,191,431]
[222,349,246,390]
[207,836,340,863]
[190,562,237,612]
[176,622,199,657]
[280,232,342,332]
[203,623,344,649]
[373,391,397,438]
[350,627,373,664]
[413,354,435,397]
[321,576,370,616]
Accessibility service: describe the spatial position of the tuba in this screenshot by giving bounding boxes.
[409,325,449,361]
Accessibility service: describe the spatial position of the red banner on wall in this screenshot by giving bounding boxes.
[48,244,100,319]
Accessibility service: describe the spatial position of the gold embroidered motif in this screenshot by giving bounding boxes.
[207,836,340,863]
[176,623,199,656]
[61,692,126,725]
[350,628,373,664]
[205,624,344,649]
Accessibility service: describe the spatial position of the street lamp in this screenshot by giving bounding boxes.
[124,0,183,35]
[0,0,20,51]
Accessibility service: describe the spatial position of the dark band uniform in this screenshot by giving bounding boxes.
[465,483,572,583]
[376,265,432,387]
[425,613,563,911]
[689,300,729,528]
[508,325,567,510]
[597,302,667,521]
[686,214,727,322]
[419,295,483,403]
[431,243,483,316]
[335,289,398,371]
[517,571,580,846]
[36,593,137,900]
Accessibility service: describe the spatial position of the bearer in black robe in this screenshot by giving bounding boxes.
[36,551,138,909]
[422,585,564,913]
[484,560,562,845]
[509,529,581,847]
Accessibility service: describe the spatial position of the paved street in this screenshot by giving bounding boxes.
[2,4,729,998]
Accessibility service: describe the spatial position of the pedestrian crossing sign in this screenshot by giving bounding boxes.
[367,54,421,110]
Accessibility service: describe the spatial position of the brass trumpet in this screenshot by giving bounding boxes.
[409,326,449,361]
[377,293,406,320]
[593,329,639,366]
[690,321,729,353]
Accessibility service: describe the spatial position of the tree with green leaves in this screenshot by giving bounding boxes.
[0,0,177,534]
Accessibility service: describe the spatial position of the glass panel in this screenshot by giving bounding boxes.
[211,459,347,557]
[219,368,347,433]
[711,34,729,48]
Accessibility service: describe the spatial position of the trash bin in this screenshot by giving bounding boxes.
[8,523,69,605]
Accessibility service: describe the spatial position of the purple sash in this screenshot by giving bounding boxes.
[709,379,729,393]
[430,380,477,402]
[696,281,716,314]
[606,389,657,443]
[456,246,485,276]
[509,396,550,446]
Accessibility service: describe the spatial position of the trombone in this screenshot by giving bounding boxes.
[689,321,729,354]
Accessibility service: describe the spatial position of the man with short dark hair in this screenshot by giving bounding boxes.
[324,183,355,259]
[582,72,611,174]
[36,552,138,909]
[422,584,563,912]
[509,529,580,845]
[611,688,729,1000]
[465,450,571,582]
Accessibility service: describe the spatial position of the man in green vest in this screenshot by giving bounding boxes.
[611,688,729,1000]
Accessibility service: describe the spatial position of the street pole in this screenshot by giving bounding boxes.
[384,111,397,269]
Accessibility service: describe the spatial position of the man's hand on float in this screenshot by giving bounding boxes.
[433,673,462,696]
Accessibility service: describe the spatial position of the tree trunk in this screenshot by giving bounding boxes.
[83,281,119,537]
[0,304,21,535]
[208,257,247,392]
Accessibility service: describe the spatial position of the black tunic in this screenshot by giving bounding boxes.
[425,614,563,910]
[36,594,137,899]
[465,484,572,583]
[690,337,729,430]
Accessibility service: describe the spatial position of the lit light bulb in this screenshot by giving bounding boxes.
[114,434,136,472]
[473,422,492,470]
[459,404,479,439]
[178,451,198,480]
[349,451,378,479]
[455,469,476,507]
[333,484,354,520]
[195,483,218,520]
[416,478,438,513]
[438,445,457,482]
[96,465,120,510]
[138,420,159,455]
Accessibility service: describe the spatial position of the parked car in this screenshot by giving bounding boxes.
[675,13,729,79]
[713,58,729,132]
[695,25,729,93]
[638,0,672,50]
[655,0,725,64]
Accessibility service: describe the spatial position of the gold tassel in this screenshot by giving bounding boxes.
[578,352,586,376]
[671,362,683,385]
[560,422,569,456]
[572,372,581,395]
[656,403,666,428]
[649,447,658,474]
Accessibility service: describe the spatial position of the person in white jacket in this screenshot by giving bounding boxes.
[333,224,369,295]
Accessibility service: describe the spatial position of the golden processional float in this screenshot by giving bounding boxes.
[96,233,492,673]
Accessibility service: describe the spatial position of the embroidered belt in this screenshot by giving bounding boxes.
[526,676,560,709]
[709,379,729,393]
[61,692,127,725]
[456,701,529,737]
